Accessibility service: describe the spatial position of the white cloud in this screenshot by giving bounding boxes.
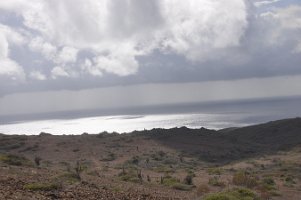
[29,38,78,65]
[29,37,57,60]
[160,0,248,61]
[0,32,9,59]
[274,6,301,29]
[81,58,102,76]
[51,66,69,79]
[259,6,301,50]
[56,47,78,64]
[0,0,300,85]
[254,0,281,7]
[0,25,25,80]
[0,59,24,80]
[0,25,26,58]
[93,53,139,76]
[0,0,31,13]
[0,0,250,78]
[29,71,46,80]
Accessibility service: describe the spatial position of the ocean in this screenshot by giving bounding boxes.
[1,96,301,135]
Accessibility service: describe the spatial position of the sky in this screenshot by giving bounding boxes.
[0,0,301,118]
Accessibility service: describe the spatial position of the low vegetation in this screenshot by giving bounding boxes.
[1,118,301,199]
[23,183,60,191]
[0,154,32,166]
[196,184,210,196]
[208,176,226,187]
[232,171,258,188]
[203,188,260,200]
[207,168,223,175]
[118,168,142,183]
[56,172,81,184]
[160,175,194,191]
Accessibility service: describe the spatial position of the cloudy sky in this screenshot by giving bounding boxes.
[0,0,301,117]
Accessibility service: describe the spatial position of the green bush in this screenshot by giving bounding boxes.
[24,183,60,191]
[232,171,258,188]
[101,153,116,161]
[261,177,276,191]
[162,176,180,186]
[207,168,223,175]
[153,165,175,173]
[161,175,193,191]
[151,151,166,161]
[56,172,80,184]
[118,169,142,183]
[119,174,141,183]
[0,154,32,166]
[203,188,260,200]
[262,177,275,186]
[284,176,296,187]
[172,183,193,191]
[209,176,225,187]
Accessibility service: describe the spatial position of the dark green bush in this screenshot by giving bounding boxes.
[184,174,193,185]
[172,183,193,191]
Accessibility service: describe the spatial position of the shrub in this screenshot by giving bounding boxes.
[208,176,225,187]
[147,175,151,182]
[131,156,139,165]
[151,151,166,161]
[0,154,32,166]
[101,153,116,161]
[118,169,142,183]
[184,174,193,185]
[284,176,296,187]
[162,176,180,186]
[34,156,42,166]
[159,175,191,190]
[203,188,260,200]
[172,183,193,191]
[153,165,175,173]
[207,168,223,175]
[119,174,141,183]
[197,184,210,196]
[24,183,60,191]
[186,169,196,177]
[262,177,275,186]
[75,161,86,180]
[56,172,80,184]
[261,177,276,191]
[232,171,258,188]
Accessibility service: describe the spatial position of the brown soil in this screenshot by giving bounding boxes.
[1,118,301,199]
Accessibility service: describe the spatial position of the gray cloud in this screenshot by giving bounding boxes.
[0,0,300,96]
[1,75,301,116]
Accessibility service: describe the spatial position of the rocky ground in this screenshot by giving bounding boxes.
[1,118,301,199]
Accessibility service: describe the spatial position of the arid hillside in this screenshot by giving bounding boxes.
[1,118,301,199]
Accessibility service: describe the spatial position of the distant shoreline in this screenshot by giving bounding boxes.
[1,117,300,136]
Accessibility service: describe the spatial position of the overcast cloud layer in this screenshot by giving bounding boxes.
[0,0,300,96]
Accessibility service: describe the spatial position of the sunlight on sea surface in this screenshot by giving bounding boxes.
[0,113,251,135]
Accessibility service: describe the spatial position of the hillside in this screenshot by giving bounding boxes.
[1,118,301,199]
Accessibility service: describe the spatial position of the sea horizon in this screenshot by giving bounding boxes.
[2,96,301,135]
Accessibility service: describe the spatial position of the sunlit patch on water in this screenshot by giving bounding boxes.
[0,113,252,135]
